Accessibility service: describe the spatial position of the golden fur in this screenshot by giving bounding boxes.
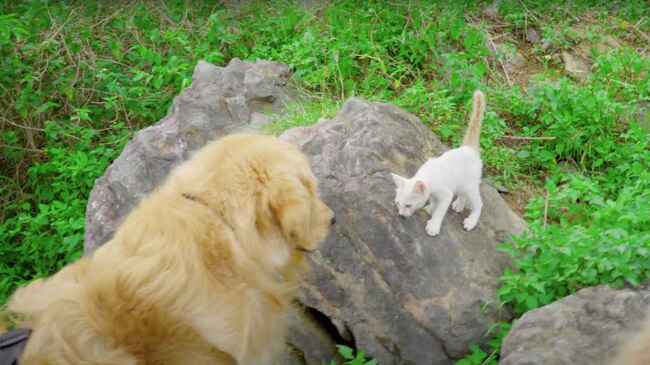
[4,134,334,365]
[611,315,650,365]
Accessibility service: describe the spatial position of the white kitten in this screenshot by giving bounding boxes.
[391,90,486,237]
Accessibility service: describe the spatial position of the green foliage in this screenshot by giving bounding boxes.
[0,122,128,303]
[266,97,340,135]
[499,156,650,315]
[496,54,650,315]
[455,323,511,365]
[329,345,377,365]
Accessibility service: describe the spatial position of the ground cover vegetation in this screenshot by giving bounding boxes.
[1,1,648,363]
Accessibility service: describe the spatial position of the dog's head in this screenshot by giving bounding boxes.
[216,135,336,255]
[180,133,335,259]
[267,167,335,253]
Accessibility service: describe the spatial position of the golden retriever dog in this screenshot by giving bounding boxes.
[3,133,335,365]
[611,315,650,365]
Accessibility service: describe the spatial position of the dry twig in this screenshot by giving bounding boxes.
[486,34,513,87]
[503,135,556,141]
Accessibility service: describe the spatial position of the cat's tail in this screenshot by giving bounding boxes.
[461,90,486,152]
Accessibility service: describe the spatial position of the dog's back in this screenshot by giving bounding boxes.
[3,134,332,365]
[612,317,650,365]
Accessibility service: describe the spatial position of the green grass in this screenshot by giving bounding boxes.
[1,0,649,363]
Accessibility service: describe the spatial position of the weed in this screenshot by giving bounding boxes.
[0,122,129,303]
[265,96,340,135]
[329,345,377,365]
[455,323,511,365]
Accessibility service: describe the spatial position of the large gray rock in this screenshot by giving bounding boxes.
[280,98,525,364]
[84,59,526,364]
[84,58,291,253]
[501,285,650,365]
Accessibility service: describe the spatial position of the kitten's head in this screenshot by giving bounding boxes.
[391,173,429,217]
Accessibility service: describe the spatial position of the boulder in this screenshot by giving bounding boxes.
[84,58,291,253]
[84,59,527,364]
[280,98,525,364]
[501,285,650,365]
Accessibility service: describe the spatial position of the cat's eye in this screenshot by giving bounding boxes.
[405,204,412,209]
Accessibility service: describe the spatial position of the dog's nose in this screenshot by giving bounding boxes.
[330,216,336,225]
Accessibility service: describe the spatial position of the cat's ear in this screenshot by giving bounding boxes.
[391,173,406,189]
[414,180,427,194]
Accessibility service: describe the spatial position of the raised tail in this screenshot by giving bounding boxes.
[461,90,486,152]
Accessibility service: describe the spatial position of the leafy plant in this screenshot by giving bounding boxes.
[455,322,511,365]
[0,122,129,303]
[329,345,377,365]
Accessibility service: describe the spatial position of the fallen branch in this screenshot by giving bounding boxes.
[503,135,556,140]
[0,144,45,154]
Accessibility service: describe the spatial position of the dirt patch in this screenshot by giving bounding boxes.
[501,187,537,217]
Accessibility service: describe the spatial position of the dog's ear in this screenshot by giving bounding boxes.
[268,175,313,249]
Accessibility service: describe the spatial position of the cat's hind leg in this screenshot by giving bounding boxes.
[463,185,483,231]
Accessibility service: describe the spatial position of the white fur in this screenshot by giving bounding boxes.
[391,90,486,236]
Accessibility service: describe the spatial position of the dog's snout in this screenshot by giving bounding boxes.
[330,216,336,225]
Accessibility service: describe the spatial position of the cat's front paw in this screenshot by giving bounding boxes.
[463,216,478,231]
[426,220,441,236]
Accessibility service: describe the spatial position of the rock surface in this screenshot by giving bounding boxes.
[561,51,591,81]
[280,98,525,364]
[84,58,291,253]
[84,59,527,364]
[501,285,650,365]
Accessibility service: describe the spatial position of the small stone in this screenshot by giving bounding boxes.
[595,35,622,54]
[561,51,590,81]
[526,28,541,44]
[483,0,501,19]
